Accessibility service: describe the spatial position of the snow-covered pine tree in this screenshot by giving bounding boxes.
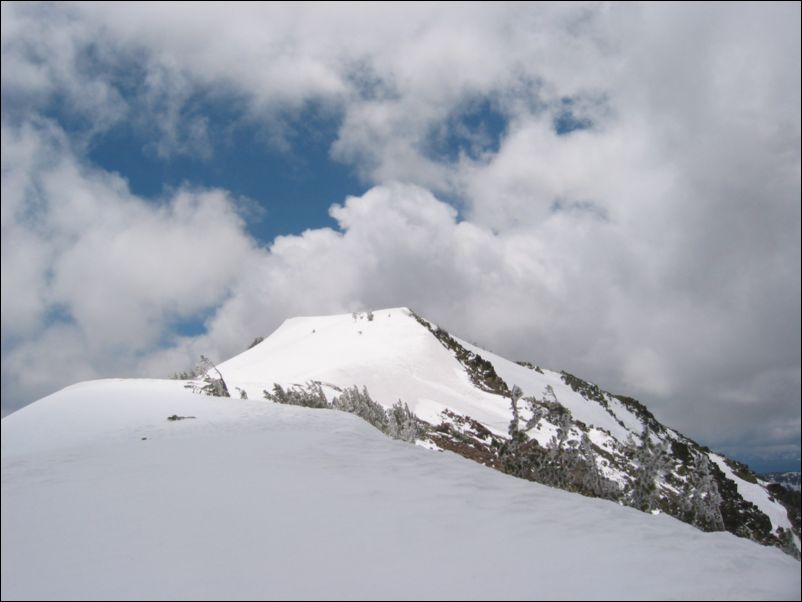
[682,454,724,531]
[509,385,523,438]
[387,400,419,442]
[544,408,575,489]
[332,386,388,432]
[499,385,530,477]
[523,395,545,430]
[264,383,287,403]
[579,433,601,494]
[629,427,670,512]
[263,382,328,408]
[576,433,620,499]
[184,355,231,397]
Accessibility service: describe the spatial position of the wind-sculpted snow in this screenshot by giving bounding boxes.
[2,379,799,600]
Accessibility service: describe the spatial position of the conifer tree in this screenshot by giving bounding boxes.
[332,386,389,432]
[629,427,670,512]
[184,355,230,397]
[387,400,419,442]
[682,454,724,531]
[508,385,523,438]
[500,384,529,477]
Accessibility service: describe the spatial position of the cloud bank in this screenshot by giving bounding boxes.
[2,2,799,467]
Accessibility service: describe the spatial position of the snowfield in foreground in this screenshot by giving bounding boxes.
[2,379,800,600]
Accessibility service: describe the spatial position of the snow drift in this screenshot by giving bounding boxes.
[2,379,800,600]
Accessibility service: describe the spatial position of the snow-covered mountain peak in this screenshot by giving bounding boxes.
[215,307,800,560]
[219,307,646,443]
[2,307,799,600]
[219,307,513,430]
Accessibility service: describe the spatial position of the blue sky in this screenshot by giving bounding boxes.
[88,102,364,243]
[83,96,518,244]
[1,2,799,472]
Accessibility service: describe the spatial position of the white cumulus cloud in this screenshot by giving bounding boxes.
[1,2,799,466]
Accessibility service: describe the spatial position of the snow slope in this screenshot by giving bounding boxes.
[217,308,513,433]
[711,454,798,547]
[216,307,647,441]
[457,337,640,442]
[216,308,797,543]
[2,379,800,600]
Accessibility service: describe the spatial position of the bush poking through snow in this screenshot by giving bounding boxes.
[263,382,423,443]
[184,356,231,398]
[386,400,420,443]
[331,385,388,431]
[499,384,620,500]
[263,382,329,408]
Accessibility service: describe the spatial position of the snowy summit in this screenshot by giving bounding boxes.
[1,308,800,600]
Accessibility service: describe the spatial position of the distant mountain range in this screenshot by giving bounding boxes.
[762,472,801,491]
